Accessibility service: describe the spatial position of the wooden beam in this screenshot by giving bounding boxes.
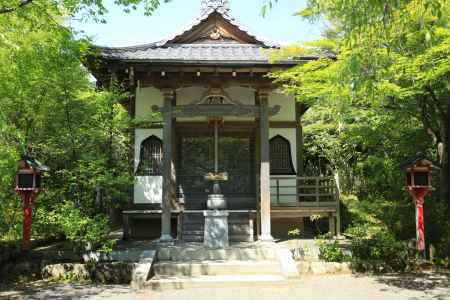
[152,104,281,118]
[172,121,297,130]
[137,73,275,90]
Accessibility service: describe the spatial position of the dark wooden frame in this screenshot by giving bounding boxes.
[269,134,297,176]
[136,135,164,176]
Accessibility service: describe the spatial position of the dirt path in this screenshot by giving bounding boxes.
[1,273,448,300]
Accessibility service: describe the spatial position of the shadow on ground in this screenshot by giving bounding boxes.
[0,281,133,300]
[373,272,450,300]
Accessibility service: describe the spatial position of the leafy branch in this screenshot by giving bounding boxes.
[0,0,34,14]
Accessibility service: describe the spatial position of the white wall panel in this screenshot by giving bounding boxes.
[134,129,163,204]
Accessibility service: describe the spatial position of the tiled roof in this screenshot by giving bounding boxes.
[94,43,292,64]
[91,3,318,65]
[158,6,277,47]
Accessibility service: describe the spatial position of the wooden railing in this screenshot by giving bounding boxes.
[270,176,338,207]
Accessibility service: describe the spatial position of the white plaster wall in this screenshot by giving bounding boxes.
[269,92,296,122]
[135,87,163,120]
[134,129,163,204]
[269,128,297,206]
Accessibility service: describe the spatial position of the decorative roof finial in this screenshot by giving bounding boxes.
[201,0,230,16]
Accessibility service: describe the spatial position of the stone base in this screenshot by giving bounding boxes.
[158,234,174,245]
[204,210,229,248]
[258,234,275,243]
[207,194,227,210]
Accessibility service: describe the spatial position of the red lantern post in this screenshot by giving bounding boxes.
[14,156,48,251]
[403,157,434,256]
[16,190,40,251]
[405,187,429,253]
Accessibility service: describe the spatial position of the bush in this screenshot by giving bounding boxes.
[348,226,410,272]
[318,239,350,263]
[46,201,112,253]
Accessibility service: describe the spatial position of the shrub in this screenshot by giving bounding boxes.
[48,201,112,253]
[318,239,350,263]
[348,226,410,272]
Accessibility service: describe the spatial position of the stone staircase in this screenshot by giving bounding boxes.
[181,213,254,243]
[142,243,299,290]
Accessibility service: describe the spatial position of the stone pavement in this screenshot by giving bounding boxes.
[1,272,448,300]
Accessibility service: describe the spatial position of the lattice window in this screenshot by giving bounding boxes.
[136,136,163,176]
[270,135,296,175]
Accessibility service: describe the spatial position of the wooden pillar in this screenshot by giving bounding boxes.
[160,89,175,243]
[128,93,136,205]
[329,213,336,236]
[295,102,308,176]
[296,103,306,231]
[254,92,261,238]
[258,90,274,242]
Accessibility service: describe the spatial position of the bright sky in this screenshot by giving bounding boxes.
[71,0,323,47]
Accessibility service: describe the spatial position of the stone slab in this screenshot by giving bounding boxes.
[297,261,352,275]
[204,211,229,248]
[83,250,155,263]
[131,263,152,290]
[153,261,283,277]
[144,274,289,290]
[276,248,300,278]
[157,246,280,262]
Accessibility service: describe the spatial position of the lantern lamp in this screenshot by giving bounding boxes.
[15,155,49,251]
[402,155,438,257]
[404,158,434,190]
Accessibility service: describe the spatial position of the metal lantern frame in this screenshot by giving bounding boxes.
[402,157,437,257]
[14,156,49,251]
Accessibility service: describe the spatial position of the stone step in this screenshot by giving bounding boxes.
[182,236,204,243]
[153,260,283,277]
[157,247,279,262]
[143,274,289,290]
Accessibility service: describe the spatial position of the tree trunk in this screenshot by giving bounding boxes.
[440,112,450,211]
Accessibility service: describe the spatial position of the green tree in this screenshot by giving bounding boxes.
[269,0,449,258]
[0,3,131,245]
[270,0,450,207]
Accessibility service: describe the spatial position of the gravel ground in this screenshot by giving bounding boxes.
[0,273,448,300]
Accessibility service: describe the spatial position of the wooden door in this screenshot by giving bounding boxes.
[177,131,256,209]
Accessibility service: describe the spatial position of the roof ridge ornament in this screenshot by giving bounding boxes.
[201,0,231,16]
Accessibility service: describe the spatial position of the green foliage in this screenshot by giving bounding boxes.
[0,0,171,22]
[287,228,301,238]
[36,201,111,252]
[349,228,410,272]
[270,0,450,263]
[0,1,132,247]
[317,239,350,263]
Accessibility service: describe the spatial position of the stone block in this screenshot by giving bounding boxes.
[204,211,229,249]
[93,262,135,284]
[157,248,172,261]
[131,263,152,289]
[296,261,312,274]
[41,263,90,281]
[310,262,328,275]
[276,248,300,278]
